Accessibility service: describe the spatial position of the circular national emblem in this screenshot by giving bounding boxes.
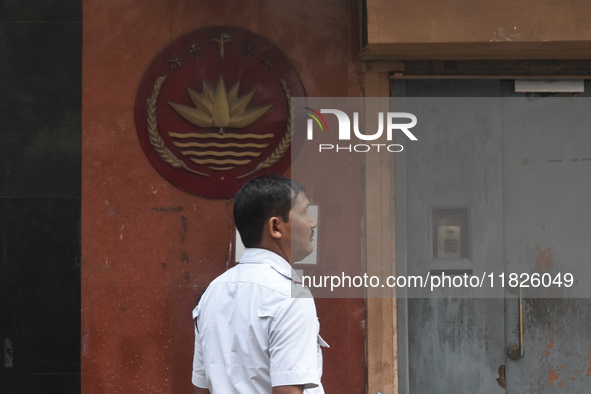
[135,26,305,199]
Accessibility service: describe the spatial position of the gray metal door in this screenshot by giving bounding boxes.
[394,80,591,393]
[501,94,591,393]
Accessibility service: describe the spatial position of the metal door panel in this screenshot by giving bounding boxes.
[502,97,591,393]
[395,80,591,393]
[394,81,506,393]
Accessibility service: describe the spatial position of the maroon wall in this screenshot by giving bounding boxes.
[82,0,365,392]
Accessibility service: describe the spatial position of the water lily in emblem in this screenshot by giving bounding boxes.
[168,75,273,135]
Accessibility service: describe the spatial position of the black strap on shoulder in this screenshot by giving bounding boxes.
[194,287,207,332]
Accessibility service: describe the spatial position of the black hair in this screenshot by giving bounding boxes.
[233,175,305,248]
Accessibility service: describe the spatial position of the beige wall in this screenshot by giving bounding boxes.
[365,0,591,59]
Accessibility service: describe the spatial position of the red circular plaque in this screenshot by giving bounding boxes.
[135,26,306,199]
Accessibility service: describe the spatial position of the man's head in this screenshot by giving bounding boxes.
[234,175,316,263]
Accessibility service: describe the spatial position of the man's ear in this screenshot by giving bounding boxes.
[267,216,284,240]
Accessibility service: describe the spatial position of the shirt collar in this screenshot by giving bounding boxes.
[240,248,300,282]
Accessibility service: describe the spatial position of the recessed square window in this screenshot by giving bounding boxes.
[432,208,469,259]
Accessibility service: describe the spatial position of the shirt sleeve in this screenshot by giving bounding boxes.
[192,306,208,388]
[268,296,321,389]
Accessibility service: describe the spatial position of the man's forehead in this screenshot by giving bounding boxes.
[291,191,309,208]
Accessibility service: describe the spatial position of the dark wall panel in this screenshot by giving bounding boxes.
[0,21,81,197]
[0,198,80,372]
[0,0,81,392]
[0,0,81,22]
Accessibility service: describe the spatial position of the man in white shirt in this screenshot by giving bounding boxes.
[192,175,326,394]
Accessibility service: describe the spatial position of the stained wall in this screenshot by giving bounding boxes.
[82,0,365,393]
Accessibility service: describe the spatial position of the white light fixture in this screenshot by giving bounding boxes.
[515,80,584,93]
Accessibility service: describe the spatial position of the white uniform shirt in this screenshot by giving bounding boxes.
[192,248,327,393]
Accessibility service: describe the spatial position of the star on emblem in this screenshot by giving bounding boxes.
[168,54,182,69]
[189,44,201,58]
[242,43,255,57]
[260,56,274,70]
